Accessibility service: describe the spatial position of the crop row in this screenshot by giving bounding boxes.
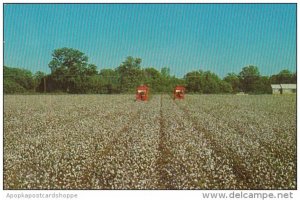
[4,94,296,189]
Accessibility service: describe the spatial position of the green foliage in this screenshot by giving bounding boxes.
[253,76,272,94]
[4,79,26,94]
[4,66,35,93]
[161,67,170,78]
[116,56,144,93]
[185,70,232,94]
[48,47,98,93]
[142,67,162,92]
[99,69,120,94]
[34,71,47,92]
[239,65,260,93]
[202,71,222,93]
[184,71,203,93]
[224,73,241,93]
[270,69,296,84]
[49,47,88,74]
[4,48,295,95]
[219,81,233,93]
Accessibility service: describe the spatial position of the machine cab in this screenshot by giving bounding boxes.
[136,85,149,101]
[174,86,185,100]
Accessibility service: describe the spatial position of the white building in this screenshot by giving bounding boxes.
[271,84,296,94]
[281,84,296,94]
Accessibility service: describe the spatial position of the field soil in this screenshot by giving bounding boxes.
[4,94,296,189]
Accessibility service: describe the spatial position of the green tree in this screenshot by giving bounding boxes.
[4,66,35,93]
[4,79,26,94]
[239,65,260,93]
[159,67,175,92]
[270,69,295,84]
[142,67,162,92]
[202,71,222,93]
[99,68,120,93]
[224,73,241,93]
[84,64,98,76]
[277,69,293,83]
[292,72,297,84]
[185,70,232,94]
[116,56,143,93]
[184,71,203,93]
[254,76,272,94]
[161,67,170,78]
[219,81,233,93]
[34,71,46,92]
[48,47,97,92]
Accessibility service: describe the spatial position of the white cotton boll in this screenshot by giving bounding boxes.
[3,95,296,190]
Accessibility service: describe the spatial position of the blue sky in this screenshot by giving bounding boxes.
[4,4,296,78]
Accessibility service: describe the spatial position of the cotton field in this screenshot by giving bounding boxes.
[4,94,296,189]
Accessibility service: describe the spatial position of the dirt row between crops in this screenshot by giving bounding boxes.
[4,94,296,189]
[156,94,179,189]
[172,98,254,189]
[185,100,296,188]
[173,96,296,189]
[155,95,241,189]
[4,96,147,189]
[185,99,294,163]
[3,95,263,189]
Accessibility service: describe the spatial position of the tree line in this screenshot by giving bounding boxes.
[4,47,296,94]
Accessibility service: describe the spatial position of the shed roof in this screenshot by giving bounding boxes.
[271,84,296,89]
[271,84,281,89]
[280,84,296,89]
